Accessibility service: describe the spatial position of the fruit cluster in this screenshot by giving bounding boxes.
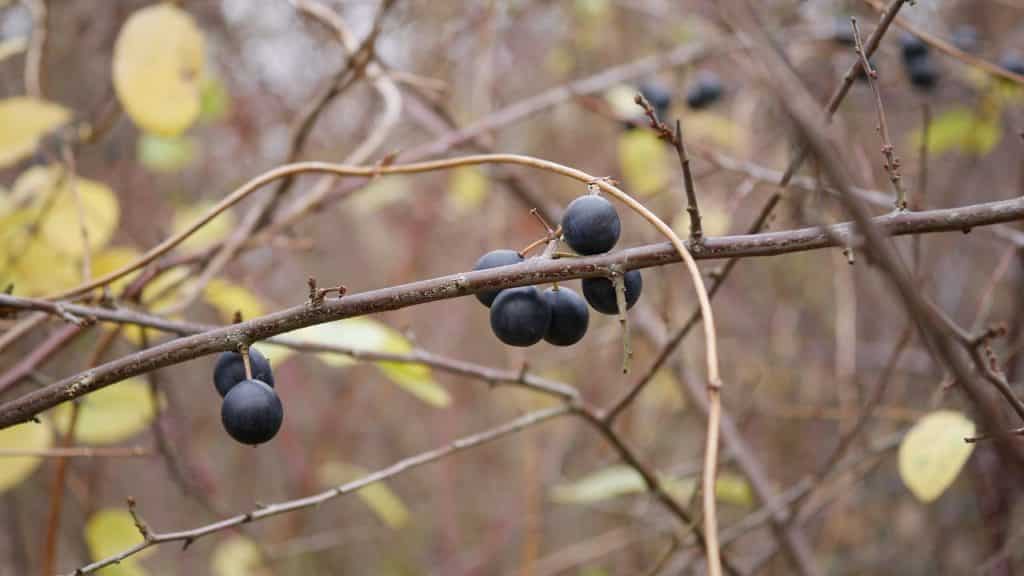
[472,194,643,348]
[213,348,283,445]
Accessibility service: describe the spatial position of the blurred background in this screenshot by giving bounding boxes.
[1,0,1023,574]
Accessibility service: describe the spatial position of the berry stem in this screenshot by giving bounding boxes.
[240,345,253,380]
[613,274,632,374]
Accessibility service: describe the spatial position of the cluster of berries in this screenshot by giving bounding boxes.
[213,348,283,445]
[472,194,642,348]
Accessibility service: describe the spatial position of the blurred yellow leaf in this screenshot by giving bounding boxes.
[0,97,70,168]
[680,111,746,152]
[211,536,265,576]
[552,466,751,506]
[91,246,143,295]
[113,4,205,136]
[0,422,51,493]
[172,201,236,253]
[909,107,1003,156]
[672,201,730,239]
[318,461,410,529]
[0,37,27,63]
[605,84,640,119]
[40,174,120,257]
[898,410,975,503]
[281,319,450,407]
[618,130,669,197]
[50,379,160,445]
[447,166,489,213]
[351,176,410,214]
[85,508,153,576]
[204,278,265,323]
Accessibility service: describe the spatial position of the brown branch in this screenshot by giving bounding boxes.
[3,194,1024,426]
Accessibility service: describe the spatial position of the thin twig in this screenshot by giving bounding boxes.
[850,18,905,210]
[67,406,572,575]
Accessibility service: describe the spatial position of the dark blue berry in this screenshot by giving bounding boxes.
[1000,52,1024,77]
[214,348,274,398]
[906,56,939,91]
[561,195,621,255]
[489,286,551,347]
[685,71,723,110]
[221,379,284,445]
[472,249,524,307]
[582,270,643,315]
[900,32,929,62]
[639,81,672,120]
[543,287,589,347]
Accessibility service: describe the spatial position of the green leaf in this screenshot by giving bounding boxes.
[898,410,975,503]
[85,508,152,575]
[909,107,1003,156]
[49,379,160,445]
[0,422,52,493]
[211,536,264,576]
[281,319,451,407]
[318,461,410,529]
[138,133,196,172]
[617,130,669,197]
[199,76,230,123]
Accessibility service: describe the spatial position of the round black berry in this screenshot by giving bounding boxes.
[639,81,672,120]
[582,270,643,315]
[951,25,978,54]
[543,287,589,347]
[685,71,723,110]
[561,195,621,255]
[1000,52,1024,77]
[214,348,275,398]
[472,249,525,307]
[489,286,551,347]
[899,32,929,62]
[906,56,939,91]
[829,19,856,47]
[221,379,284,445]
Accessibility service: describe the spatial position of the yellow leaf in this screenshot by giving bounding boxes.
[281,319,450,406]
[317,461,410,529]
[113,4,205,136]
[91,246,143,295]
[0,422,51,493]
[39,173,120,257]
[172,200,236,253]
[49,379,160,445]
[204,278,265,323]
[85,508,153,576]
[551,466,751,506]
[680,111,747,152]
[672,201,730,238]
[211,536,265,576]
[0,37,27,63]
[351,176,410,215]
[909,107,1003,157]
[0,97,71,168]
[899,410,975,503]
[605,84,640,119]
[447,166,489,213]
[138,133,196,172]
[618,130,669,197]
[2,238,78,296]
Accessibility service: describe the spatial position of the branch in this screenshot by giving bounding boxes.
[3,194,1024,426]
[67,405,572,575]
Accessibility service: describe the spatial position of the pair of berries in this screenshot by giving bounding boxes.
[213,348,283,445]
[473,194,643,348]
